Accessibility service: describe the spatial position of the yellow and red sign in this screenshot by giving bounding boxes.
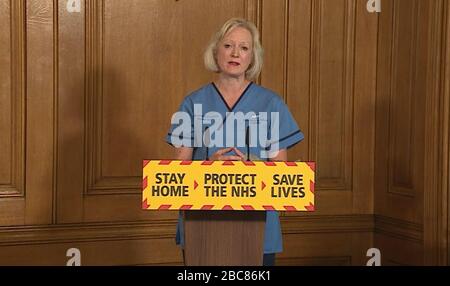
[142,160,315,211]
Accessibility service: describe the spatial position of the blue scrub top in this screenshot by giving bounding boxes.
[166,82,304,254]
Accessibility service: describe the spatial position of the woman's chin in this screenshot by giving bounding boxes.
[220,71,246,79]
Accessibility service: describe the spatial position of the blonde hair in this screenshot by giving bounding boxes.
[204,18,263,80]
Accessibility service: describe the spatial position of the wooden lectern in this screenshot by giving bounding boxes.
[183,210,266,266]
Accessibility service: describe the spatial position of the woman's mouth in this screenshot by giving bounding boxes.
[228,61,240,66]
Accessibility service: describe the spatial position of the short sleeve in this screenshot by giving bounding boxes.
[267,96,304,152]
[165,97,195,147]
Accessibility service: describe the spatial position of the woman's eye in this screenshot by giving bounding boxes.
[224,44,231,48]
[242,46,249,51]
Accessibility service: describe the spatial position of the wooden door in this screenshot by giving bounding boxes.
[0,0,54,227]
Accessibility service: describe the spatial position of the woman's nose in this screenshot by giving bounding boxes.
[231,48,239,57]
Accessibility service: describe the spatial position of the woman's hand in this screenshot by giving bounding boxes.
[268,149,287,161]
[209,147,245,161]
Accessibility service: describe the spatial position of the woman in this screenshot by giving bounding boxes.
[166,18,304,266]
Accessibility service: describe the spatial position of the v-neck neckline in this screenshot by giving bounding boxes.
[211,81,253,112]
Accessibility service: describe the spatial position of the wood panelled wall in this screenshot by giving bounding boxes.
[0,0,448,265]
[375,0,449,265]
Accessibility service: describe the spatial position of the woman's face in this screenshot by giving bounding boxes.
[216,27,253,79]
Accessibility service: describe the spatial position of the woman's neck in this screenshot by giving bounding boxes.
[214,75,250,98]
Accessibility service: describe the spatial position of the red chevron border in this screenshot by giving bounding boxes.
[158,204,171,210]
[305,202,315,211]
[142,199,149,209]
[148,204,314,211]
[142,176,148,190]
[307,161,316,172]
